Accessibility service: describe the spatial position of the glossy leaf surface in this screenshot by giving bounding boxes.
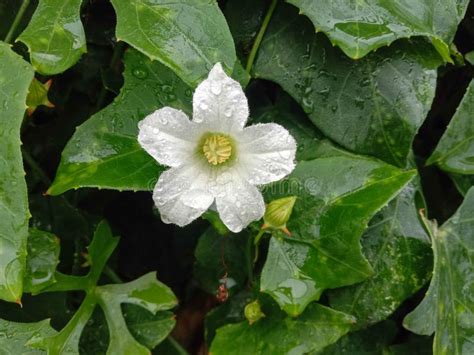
[404,188,474,354]
[260,152,416,316]
[0,319,57,354]
[329,183,433,327]
[0,42,34,302]
[18,0,86,74]
[428,80,474,174]
[48,49,191,195]
[24,229,60,294]
[210,303,355,355]
[110,0,236,87]
[286,0,469,60]
[254,5,441,166]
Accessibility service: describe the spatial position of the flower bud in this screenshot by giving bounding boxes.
[263,196,296,235]
[244,300,265,325]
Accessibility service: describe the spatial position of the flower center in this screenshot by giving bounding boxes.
[202,134,232,165]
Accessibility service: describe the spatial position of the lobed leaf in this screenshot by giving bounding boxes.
[0,42,34,302]
[260,153,416,316]
[18,0,87,75]
[48,48,191,195]
[404,188,474,354]
[254,4,441,166]
[286,0,469,61]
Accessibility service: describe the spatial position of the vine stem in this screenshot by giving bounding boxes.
[245,0,279,74]
[4,0,30,44]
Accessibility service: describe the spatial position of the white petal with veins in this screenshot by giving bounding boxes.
[138,107,202,168]
[237,123,297,185]
[192,63,248,133]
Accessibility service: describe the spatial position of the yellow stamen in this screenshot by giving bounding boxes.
[202,134,232,165]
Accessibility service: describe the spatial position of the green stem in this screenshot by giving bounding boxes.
[246,232,254,286]
[4,0,30,44]
[22,147,51,186]
[245,0,279,74]
[103,265,123,284]
[95,41,126,111]
[253,229,266,263]
[167,336,188,355]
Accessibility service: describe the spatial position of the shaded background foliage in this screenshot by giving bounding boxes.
[0,0,473,354]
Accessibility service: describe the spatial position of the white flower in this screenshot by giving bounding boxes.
[137,63,296,232]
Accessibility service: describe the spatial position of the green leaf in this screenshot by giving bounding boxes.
[194,227,249,294]
[260,154,416,316]
[95,272,177,355]
[403,187,474,354]
[210,303,355,355]
[427,80,474,174]
[109,0,236,87]
[451,174,474,196]
[24,229,60,294]
[18,0,87,75]
[0,318,57,354]
[253,4,441,166]
[0,41,34,302]
[48,48,191,195]
[328,182,433,327]
[286,0,469,61]
[318,320,397,355]
[124,305,175,350]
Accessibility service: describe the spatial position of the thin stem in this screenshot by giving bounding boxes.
[4,0,31,44]
[245,0,279,74]
[246,232,255,286]
[95,41,126,111]
[22,147,51,186]
[167,336,188,355]
[253,229,266,263]
[103,265,123,284]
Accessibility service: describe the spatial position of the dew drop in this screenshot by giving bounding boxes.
[132,68,148,79]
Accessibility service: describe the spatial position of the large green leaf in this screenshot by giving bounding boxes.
[328,182,433,327]
[260,153,416,316]
[18,0,87,75]
[427,80,474,174]
[0,42,34,302]
[48,48,191,195]
[0,319,57,354]
[210,303,355,355]
[254,4,441,166]
[404,187,474,354]
[24,229,60,294]
[286,0,469,61]
[109,0,236,87]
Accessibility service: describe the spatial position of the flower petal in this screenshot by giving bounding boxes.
[192,63,248,133]
[138,107,202,167]
[214,171,265,233]
[237,123,297,185]
[153,163,214,227]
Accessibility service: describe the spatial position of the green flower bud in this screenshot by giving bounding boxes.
[263,196,296,235]
[244,300,265,325]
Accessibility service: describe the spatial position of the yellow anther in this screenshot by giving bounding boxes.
[202,134,232,165]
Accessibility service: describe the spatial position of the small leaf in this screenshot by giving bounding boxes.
[24,229,60,294]
[286,0,469,60]
[403,187,474,354]
[210,303,355,355]
[109,0,237,87]
[328,182,433,327]
[18,0,87,74]
[48,49,191,195]
[0,41,34,302]
[427,80,474,174]
[0,318,57,354]
[26,78,54,115]
[254,4,441,166]
[261,153,416,316]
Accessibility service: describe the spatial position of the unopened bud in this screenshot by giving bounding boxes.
[244,300,265,325]
[262,196,296,235]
